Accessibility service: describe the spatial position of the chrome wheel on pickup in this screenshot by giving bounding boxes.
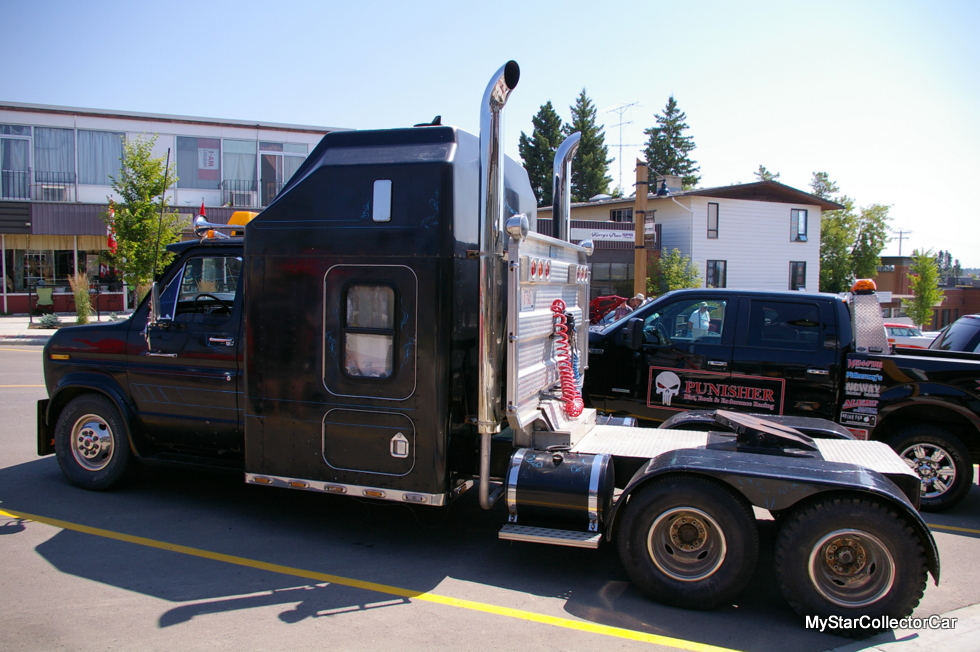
[887,425,973,512]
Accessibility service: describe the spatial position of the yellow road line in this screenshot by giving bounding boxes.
[0,347,44,353]
[0,384,44,388]
[928,523,980,535]
[0,508,738,652]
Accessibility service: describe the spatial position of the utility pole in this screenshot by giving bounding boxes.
[892,229,913,256]
[634,159,649,296]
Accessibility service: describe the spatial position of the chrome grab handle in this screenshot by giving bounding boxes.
[706,360,727,367]
[144,352,177,358]
[807,368,830,375]
[209,337,235,347]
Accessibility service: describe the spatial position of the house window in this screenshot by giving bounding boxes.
[791,209,808,242]
[790,261,806,291]
[1,125,31,199]
[707,202,719,238]
[344,284,395,379]
[610,207,633,222]
[177,137,221,190]
[706,260,727,288]
[78,130,124,185]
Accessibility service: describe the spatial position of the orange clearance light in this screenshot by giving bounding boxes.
[324,484,347,494]
[851,279,877,294]
[253,476,273,484]
[287,480,309,489]
[362,489,386,498]
[50,353,70,360]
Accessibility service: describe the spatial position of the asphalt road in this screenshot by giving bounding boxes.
[2,344,979,652]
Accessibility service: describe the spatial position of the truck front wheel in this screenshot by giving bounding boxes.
[54,394,131,491]
[616,475,758,609]
[886,425,973,512]
[774,495,927,628]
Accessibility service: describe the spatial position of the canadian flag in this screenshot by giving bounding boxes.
[106,202,118,254]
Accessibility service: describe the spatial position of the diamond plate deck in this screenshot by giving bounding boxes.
[815,439,917,477]
[571,426,709,458]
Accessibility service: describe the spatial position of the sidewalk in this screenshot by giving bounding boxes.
[0,313,127,345]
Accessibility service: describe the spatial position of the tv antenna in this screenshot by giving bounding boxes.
[606,102,639,193]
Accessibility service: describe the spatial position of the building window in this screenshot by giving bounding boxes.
[707,202,719,239]
[222,139,258,206]
[344,284,395,379]
[259,141,306,206]
[706,260,727,288]
[790,261,806,290]
[610,207,633,222]
[78,130,124,185]
[34,128,76,189]
[791,209,808,242]
[1,126,31,199]
[177,137,221,190]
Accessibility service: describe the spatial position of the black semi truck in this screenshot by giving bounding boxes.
[37,61,938,626]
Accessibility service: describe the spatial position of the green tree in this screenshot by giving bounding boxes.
[904,249,945,329]
[935,250,962,283]
[643,96,700,188]
[102,135,182,298]
[647,248,701,296]
[813,172,891,292]
[564,90,613,202]
[518,101,564,207]
[754,165,780,181]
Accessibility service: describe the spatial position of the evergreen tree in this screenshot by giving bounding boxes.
[102,135,182,299]
[643,96,700,188]
[809,171,839,199]
[518,101,564,207]
[564,89,612,202]
[754,165,780,181]
[935,250,962,283]
[904,249,945,329]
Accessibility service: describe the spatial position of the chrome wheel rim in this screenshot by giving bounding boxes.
[70,413,114,472]
[647,507,727,582]
[898,443,956,499]
[808,529,895,608]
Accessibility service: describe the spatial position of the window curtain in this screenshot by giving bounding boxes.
[223,140,256,189]
[34,128,75,183]
[78,130,123,185]
[1,138,30,199]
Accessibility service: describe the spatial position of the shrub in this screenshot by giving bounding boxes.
[68,272,92,325]
[38,313,62,328]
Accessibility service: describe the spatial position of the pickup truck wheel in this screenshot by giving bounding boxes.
[616,475,758,609]
[774,496,926,627]
[54,394,131,491]
[886,426,973,512]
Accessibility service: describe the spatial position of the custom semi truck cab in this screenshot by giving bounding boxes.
[585,284,980,511]
[37,62,939,627]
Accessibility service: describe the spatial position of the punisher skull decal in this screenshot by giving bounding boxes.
[654,371,681,406]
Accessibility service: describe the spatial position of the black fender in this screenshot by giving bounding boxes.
[606,447,940,584]
[876,388,980,453]
[42,372,150,460]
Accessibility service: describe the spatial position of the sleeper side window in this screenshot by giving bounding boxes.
[344,284,395,378]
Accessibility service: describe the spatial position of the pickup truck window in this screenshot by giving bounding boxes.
[344,284,395,378]
[747,300,821,351]
[642,299,728,345]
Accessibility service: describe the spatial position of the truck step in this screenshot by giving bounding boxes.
[498,524,602,549]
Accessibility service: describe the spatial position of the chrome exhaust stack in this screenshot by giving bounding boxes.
[551,132,580,242]
[477,60,519,509]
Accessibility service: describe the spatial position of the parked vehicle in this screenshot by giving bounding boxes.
[586,283,980,511]
[884,322,937,349]
[929,314,980,353]
[35,62,938,627]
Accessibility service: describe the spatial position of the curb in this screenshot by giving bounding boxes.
[0,335,51,345]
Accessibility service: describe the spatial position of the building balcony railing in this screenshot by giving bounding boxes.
[222,179,258,208]
[1,169,76,201]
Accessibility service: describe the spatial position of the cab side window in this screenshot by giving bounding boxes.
[747,300,821,351]
[642,299,727,345]
[159,255,242,324]
[344,284,395,379]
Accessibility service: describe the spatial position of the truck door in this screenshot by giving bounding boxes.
[730,296,839,420]
[127,252,243,456]
[603,296,735,422]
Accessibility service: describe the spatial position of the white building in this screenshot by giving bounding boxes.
[0,101,343,313]
[539,178,842,297]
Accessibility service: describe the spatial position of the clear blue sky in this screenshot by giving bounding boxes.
[4,0,979,265]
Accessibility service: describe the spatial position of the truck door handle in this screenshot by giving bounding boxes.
[209,337,235,347]
[706,360,727,368]
[807,368,830,375]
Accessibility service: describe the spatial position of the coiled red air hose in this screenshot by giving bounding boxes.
[552,299,584,418]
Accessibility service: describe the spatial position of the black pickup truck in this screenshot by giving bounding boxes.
[585,286,980,511]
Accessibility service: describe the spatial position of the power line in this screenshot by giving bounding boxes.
[891,228,913,256]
